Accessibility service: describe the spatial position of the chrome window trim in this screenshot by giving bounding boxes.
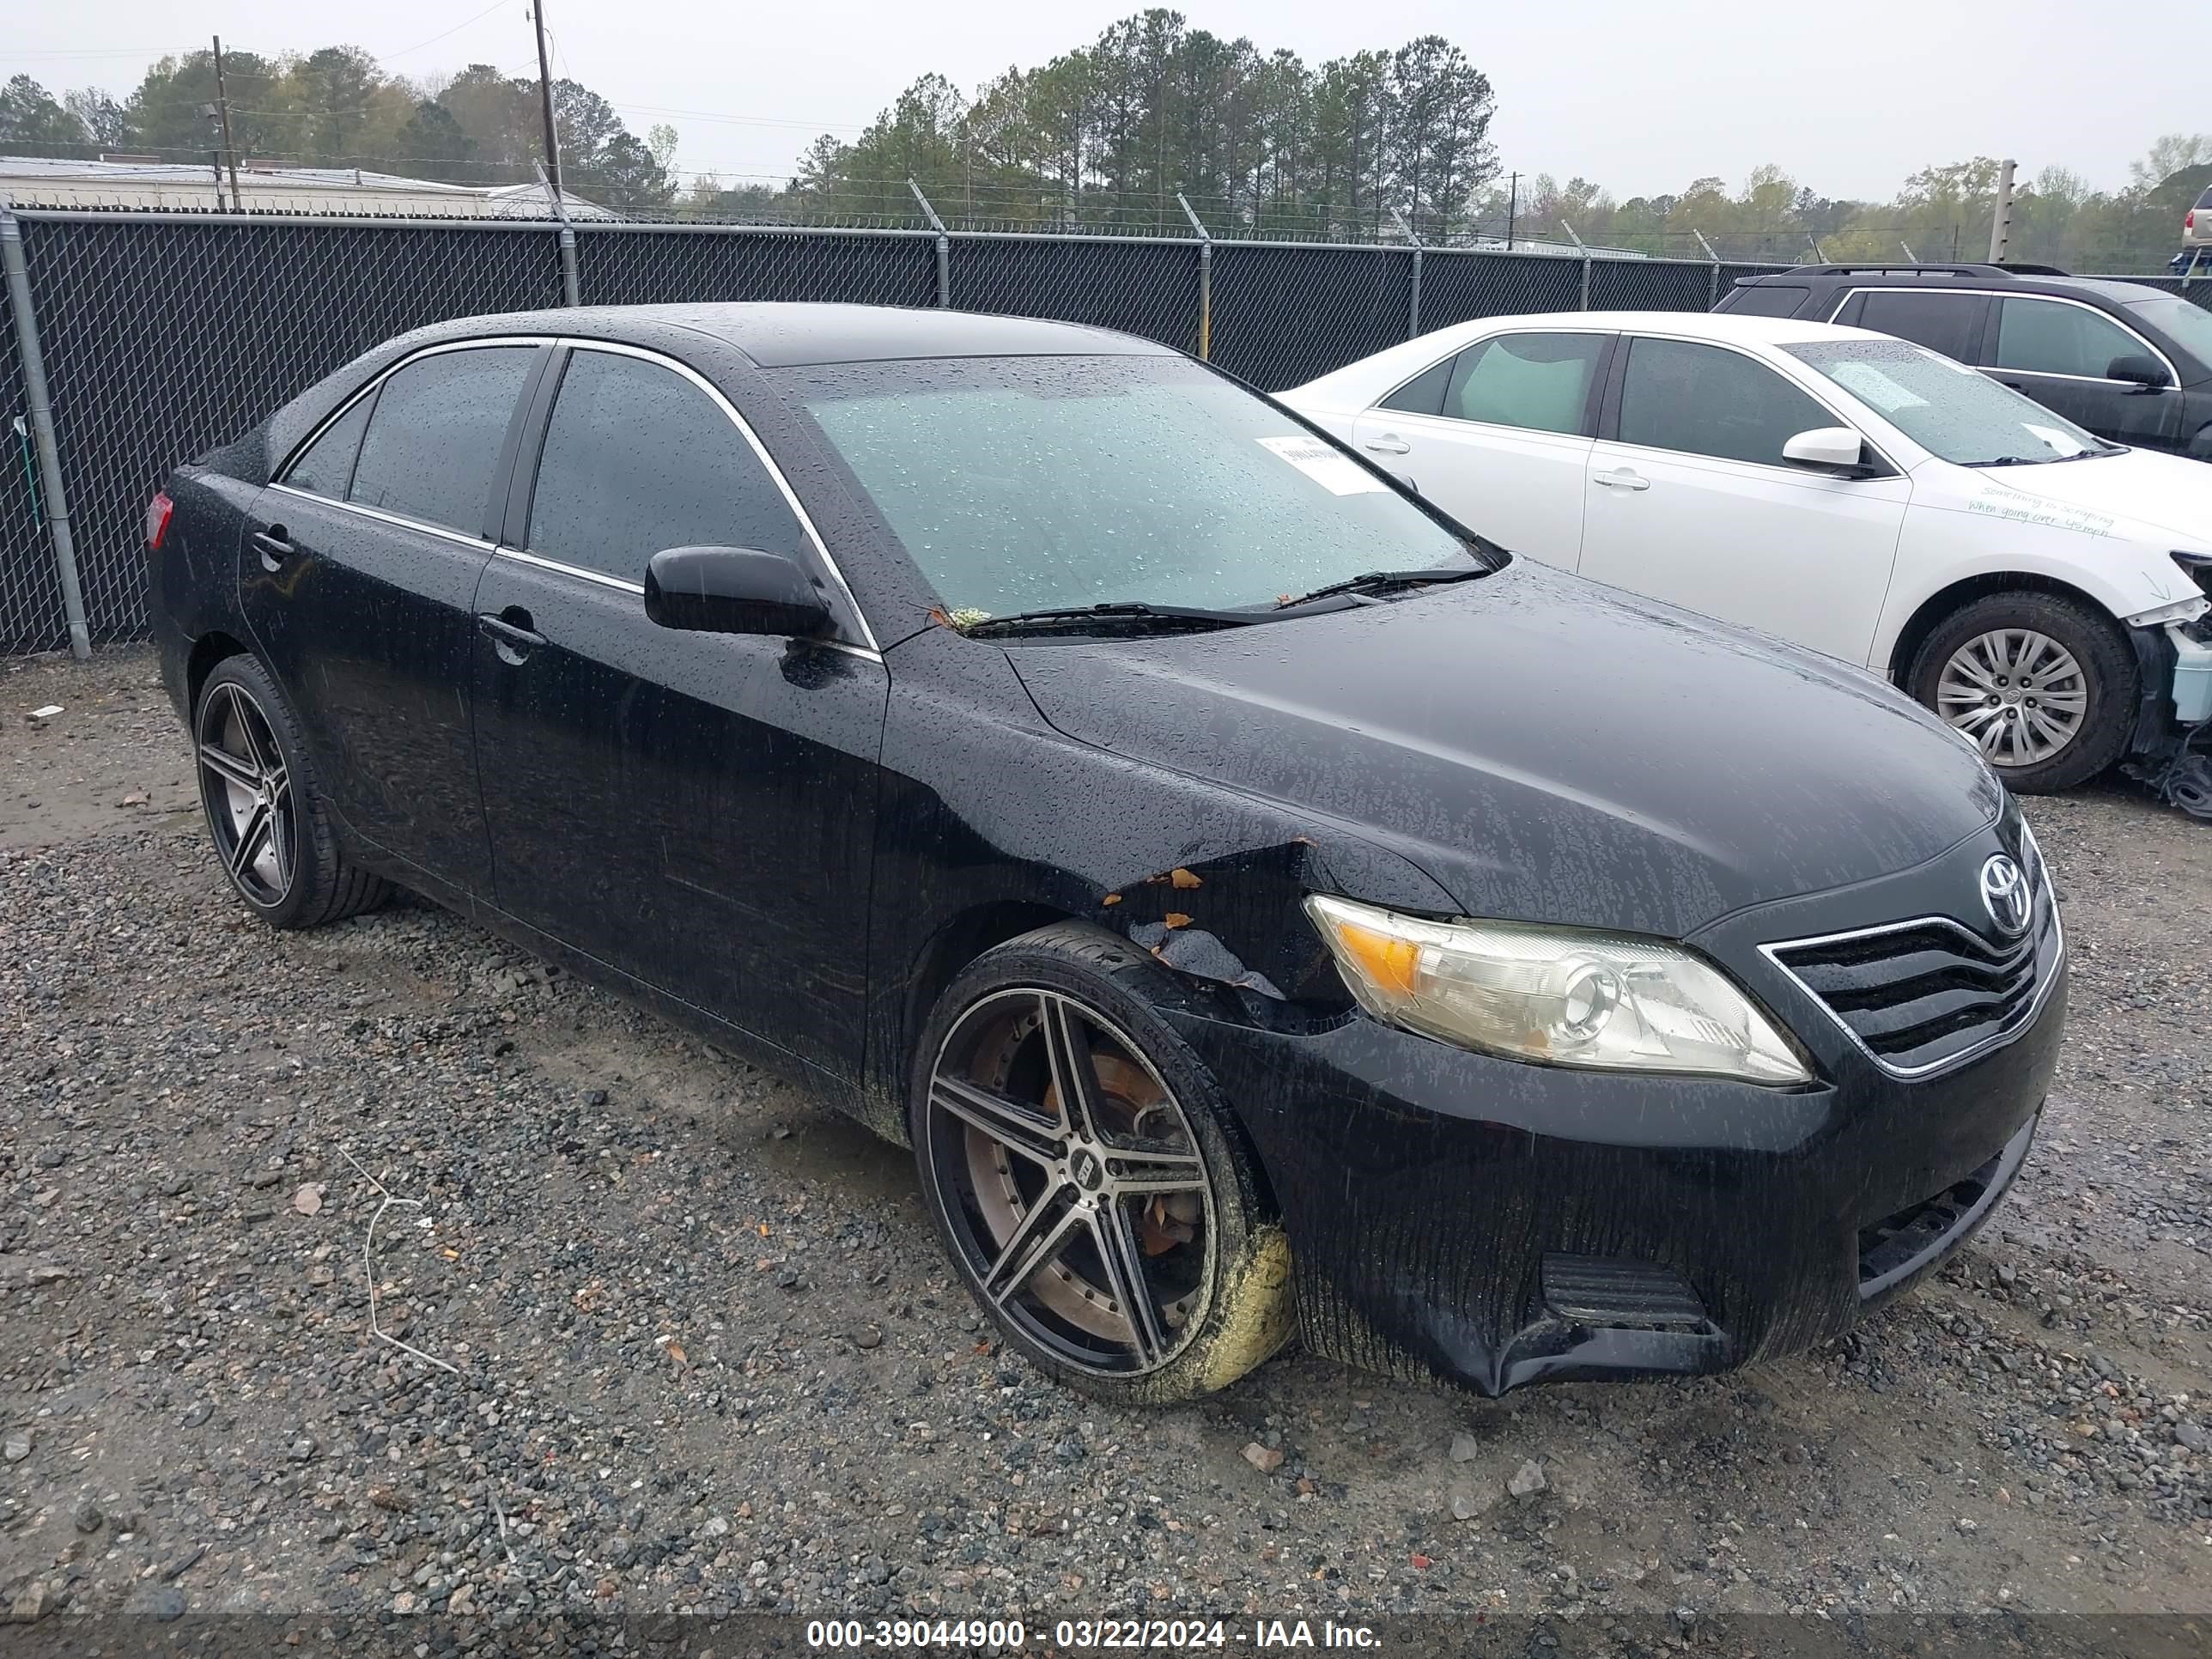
[271,332,883,654]
[1826,286,2180,387]
[1757,890,2064,1082]
[542,339,881,653]
[266,481,495,551]
[272,335,550,495]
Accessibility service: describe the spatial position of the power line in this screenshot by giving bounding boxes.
[380,0,512,63]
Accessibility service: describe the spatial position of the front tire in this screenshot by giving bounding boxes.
[1906,592,2137,793]
[194,654,391,929]
[909,923,1294,1405]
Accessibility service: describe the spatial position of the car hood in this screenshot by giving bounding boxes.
[1917,446,2212,554]
[1006,561,2003,939]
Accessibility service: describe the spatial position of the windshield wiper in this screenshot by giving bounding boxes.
[1274,562,1486,611]
[959,600,1268,639]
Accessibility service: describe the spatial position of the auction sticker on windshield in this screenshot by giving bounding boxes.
[1256,434,1386,495]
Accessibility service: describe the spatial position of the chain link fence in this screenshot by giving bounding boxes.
[1,204,2206,655]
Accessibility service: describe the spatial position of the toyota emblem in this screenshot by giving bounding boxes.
[1978,854,2032,938]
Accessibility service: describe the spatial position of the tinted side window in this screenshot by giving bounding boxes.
[1992,298,2146,380]
[349,347,536,536]
[526,349,806,585]
[282,396,371,498]
[1442,333,1607,434]
[1854,290,1987,362]
[1377,352,1455,415]
[1616,337,1835,466]
[1724,283,1810,319]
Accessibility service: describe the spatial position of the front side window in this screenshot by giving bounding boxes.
[349,347,537,536]
[282,396,371,499]
[1444,333,1607,434]
[786,354,1474,621]
[1992,298,2147,380]
[1784,337,2109,465]
[1852,289,1987,363]
[1615,337,1835,465]
[526,349,805,585]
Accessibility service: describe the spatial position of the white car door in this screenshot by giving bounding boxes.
[1577,335,1911,666]
[1347,329,1613,571]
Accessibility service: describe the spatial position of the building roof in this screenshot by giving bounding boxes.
[0,155,611,218]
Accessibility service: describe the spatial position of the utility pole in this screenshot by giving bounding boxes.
[1505,171,1517,249]
[211,38,243,212]
[1987,158,2016,263]
[532,0,564,203]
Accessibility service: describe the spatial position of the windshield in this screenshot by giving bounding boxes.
[1783,338,2112,465]
[2124,295,2212,367]
[784,354,1477,620]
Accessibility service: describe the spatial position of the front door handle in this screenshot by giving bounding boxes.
[1362,434,1413,455]
[1591,469,1650,491]
[251,526,295,570]
[477,610,547,663]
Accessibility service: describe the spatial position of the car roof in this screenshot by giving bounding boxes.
[1733,266,2179,307]
[1431,309,1886,347]
[428,301,1176,368]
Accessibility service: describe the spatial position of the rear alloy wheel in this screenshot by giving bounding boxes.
[1907,592,2137,793]
[912,925,1293,1403]
[194,655,391,928]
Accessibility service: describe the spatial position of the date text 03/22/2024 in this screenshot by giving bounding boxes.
[804,1618,1383,1649]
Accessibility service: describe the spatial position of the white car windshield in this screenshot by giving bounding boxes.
[1783,339,2117,467]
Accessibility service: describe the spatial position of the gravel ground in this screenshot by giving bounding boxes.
[3,646,2210,1640]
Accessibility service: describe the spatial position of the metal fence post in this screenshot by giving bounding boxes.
[1561,220,1591,310]
[537,160,580,306]
[1692,228,1720,307]
[1176,193,1212,360]
[1391,208,1423,338]
[908,180,951,308]
[0,206,89,660]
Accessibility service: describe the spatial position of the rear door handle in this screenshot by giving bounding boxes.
[477,610,547,662]
[251,526,295,570]
[1592,469,1650,491]
[1362,434,1413,455]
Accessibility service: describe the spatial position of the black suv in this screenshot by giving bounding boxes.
[1716,264,2212,462]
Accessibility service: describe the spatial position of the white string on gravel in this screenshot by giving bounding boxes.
[338,1147,460,1376]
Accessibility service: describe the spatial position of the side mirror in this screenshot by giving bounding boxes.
[1781,425,1871,473]
[2106,353,2170,388]
[644,545,832,637]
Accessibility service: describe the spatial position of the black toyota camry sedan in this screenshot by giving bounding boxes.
[145,303,2063,1403]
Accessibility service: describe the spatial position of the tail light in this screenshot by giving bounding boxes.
[145,490,173,550]
[2191,209,2199,234]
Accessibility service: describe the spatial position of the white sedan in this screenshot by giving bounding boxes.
[1280,311,2212,795]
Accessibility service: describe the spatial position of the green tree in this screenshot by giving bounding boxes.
[0,75,88,157]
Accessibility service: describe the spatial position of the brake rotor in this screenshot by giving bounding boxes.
[965,1006,1204,1344]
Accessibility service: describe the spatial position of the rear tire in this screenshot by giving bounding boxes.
[194,654,391,929]
[909,922,1294,1405]
[1905,592,2137,793]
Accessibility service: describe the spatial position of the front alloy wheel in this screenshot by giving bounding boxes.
[910,922,1294,1403]
[198,678,295,906]
[1935,629,2087,769]
[925,988,1212,1375]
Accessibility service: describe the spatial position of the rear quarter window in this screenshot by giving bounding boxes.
[1721,283,1810,318]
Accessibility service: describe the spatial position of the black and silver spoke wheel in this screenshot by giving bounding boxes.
[924,988,1213,1376]
[1935,628,2087,769]
[191,654,391,929]
[197,678,295,906]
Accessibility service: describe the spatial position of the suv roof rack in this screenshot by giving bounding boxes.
[1747,262,2073,280]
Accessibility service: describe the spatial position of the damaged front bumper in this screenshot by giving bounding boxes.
[1168,830,2066,1397]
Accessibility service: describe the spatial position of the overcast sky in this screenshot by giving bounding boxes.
[10,0,2206,199]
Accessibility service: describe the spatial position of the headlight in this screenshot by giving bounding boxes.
[1306,895,1811,1085]
[2173,551,2212,602]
